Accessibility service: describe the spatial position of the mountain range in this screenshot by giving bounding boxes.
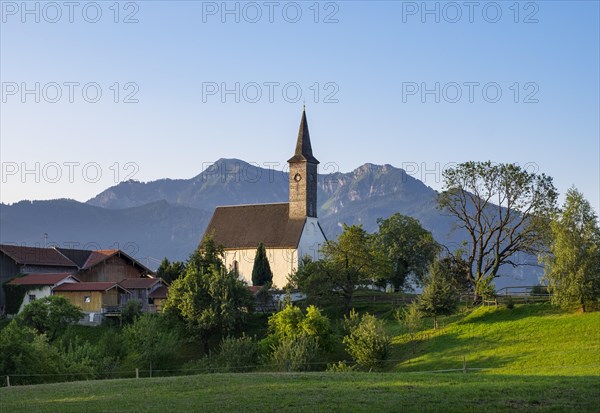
[0,158,540,287]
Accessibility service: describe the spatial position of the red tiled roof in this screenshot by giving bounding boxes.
[1,245,153,278]
[119,278,161,289]
[8,273,78,286]
[0,244,78,267]
[53,282,125,292]
[149,285,168,299]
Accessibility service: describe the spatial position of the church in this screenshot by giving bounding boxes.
[203,108,328,288]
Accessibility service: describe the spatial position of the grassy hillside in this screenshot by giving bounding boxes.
[389,304,600,376]
[1,304,598,412]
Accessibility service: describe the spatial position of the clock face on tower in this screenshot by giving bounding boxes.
[293,173,302,182]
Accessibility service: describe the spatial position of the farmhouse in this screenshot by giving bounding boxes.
[0,244,154,315]
[6,273,80,313]
[203,108,327,287]
[52,282,131,323]
[54,248,152,282]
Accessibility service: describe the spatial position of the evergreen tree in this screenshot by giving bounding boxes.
[419,259,459,329]
[342,311,390,370]
[156,257,185,284]
[252,242,273,286]
[543,187,600,312]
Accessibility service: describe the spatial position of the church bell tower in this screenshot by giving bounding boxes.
[288,107,319,219]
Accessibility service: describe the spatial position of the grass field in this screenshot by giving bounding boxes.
[1,372,599,413]
[388,304,600,376]
[1,304,599,412]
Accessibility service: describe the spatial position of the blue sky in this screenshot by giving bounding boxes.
[1,1,599,212]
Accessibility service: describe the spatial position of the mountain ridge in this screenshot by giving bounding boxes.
[1,158,540,287]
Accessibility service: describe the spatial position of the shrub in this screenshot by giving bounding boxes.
[267,304,332,350]
[343,312,390,370]
[59,338,100,381]
[18,296,83,340]
[216,335,259,372]
[121,300,143,325]
[326,360,356,372]
[395,301,422,337]
[343,308,361,334]
[124,314,180,373]
[271,334,319,372]
[505,297,515,310]
[264,304,332,371]
[0,321,64,385]
[181,356,214,375]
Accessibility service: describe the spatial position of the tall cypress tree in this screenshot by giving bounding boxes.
[252,243,273,286]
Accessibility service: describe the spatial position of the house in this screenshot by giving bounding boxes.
[0,244,153,314]
[118,277,168,312]
[52,282,131,324]
[6,273,79,313]
[203,108,327,287]
[148,285,169,313]
[0,245,79,313]
[55,248,153,283]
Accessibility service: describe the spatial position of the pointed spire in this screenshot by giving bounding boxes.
[287,107,319,164]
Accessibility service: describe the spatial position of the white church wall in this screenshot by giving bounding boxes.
[223,247,298,288]
[297,217,327,262]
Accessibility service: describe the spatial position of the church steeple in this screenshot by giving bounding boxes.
[288,108,319,219]
[287,107,319,165]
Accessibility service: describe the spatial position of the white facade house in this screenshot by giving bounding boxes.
[7,273,79,313]
[203,109,327,288]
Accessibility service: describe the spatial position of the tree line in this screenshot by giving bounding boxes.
[2,161,598,385]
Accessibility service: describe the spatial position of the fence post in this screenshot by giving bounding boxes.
[135,368,139,379]
[462,356,467,374]
[5,376,9,387]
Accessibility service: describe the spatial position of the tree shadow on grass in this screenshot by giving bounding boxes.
[459,303,565,326]
[389,329,531,372]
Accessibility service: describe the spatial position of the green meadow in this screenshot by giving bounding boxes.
[1,304,598,413]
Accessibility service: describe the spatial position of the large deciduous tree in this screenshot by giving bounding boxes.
[542,187,600,312]
[374,213,439,291]
[163,237,254,353]
[252,242,273,286]
[438,161,557,301]
[291,225,376,312]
